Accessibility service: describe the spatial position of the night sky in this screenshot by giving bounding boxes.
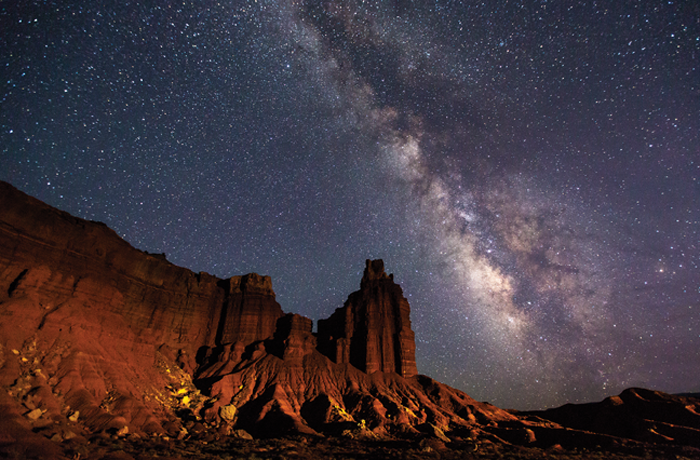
[2,1,699,410]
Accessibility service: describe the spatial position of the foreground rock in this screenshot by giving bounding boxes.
[189,259,520,439]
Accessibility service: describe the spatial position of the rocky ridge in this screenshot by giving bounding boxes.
[1,180,699,459]
[522,387,700,447]
[0,182,524,447]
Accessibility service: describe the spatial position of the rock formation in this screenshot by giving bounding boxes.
[193,261,516,439]
[317,259,417,378]
[0,180,519,443]
[2,180,700,458]
[216,274,284,346]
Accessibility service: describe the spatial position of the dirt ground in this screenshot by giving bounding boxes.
[7,434,693,460]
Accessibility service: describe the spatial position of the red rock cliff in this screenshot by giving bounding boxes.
[0,181,285,437]
[317,259,417,378]
[0,180,537,446]
[3,180,700,456]
[217,273,284,346]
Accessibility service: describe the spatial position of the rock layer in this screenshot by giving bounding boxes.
[0,181,288,440]
[216,274,284,346]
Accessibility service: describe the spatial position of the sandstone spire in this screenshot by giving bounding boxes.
[318,259,417,378]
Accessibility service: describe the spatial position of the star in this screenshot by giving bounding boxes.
[1,0,699,409]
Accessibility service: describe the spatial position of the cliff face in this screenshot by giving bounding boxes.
[7,180,698,457]
[0,181,290,440]
[216,274,284,346]
[0,181,525,445]
[0,182,223,355]
[317,259,417,378]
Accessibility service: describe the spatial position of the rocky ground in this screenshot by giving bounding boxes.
[4,433,699,460]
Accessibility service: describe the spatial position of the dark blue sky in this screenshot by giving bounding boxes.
[2,0,699,409]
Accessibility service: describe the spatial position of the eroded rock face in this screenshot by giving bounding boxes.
[216,274,284,346]
[317,259,417,378]
[0,181,284,438]
[6,180,698,456]
[197,349,519,439]
[0,180,518,444]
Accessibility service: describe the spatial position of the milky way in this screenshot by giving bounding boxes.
[2,1,699,409]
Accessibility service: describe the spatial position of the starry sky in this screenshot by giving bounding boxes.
[2,1,699,410]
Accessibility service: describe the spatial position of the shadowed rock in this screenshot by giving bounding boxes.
[521,388,700,447]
